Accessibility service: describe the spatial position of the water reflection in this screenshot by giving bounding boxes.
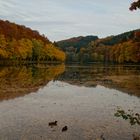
[0,64,140,101]
[57,65,140,97]
[0,64,65,100]
[0,65,140,140]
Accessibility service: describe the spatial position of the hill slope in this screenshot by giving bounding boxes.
[0,20,65,62]
[0,20,49,43]
[56,29,140,63]
[56,35,98,52]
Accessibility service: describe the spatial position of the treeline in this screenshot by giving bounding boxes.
[89,37,140,63]
[57,29,140,63]
[0,20,65,62]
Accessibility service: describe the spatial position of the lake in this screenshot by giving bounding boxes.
[0,64,140,140]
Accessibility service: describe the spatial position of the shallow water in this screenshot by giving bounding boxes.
[0,64,140,140]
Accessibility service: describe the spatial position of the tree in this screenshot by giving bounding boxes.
[130,0,140,11]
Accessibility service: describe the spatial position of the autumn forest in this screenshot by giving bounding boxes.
[0,19,140,64]
[57,29,140,64]
[0,0,140,140]
[0,20,65,63]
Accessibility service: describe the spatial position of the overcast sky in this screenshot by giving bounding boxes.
[0,0,140,41]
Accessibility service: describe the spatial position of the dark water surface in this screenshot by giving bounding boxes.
[0,64,140,140]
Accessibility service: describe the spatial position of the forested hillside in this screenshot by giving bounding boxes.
[57,29,140,63]
[57,35,98,52]
[1,19,139,64]
[0,20,65,62]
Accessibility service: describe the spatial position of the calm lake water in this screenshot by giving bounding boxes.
[0,64,140,140]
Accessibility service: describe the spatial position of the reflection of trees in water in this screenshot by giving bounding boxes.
[0,65,65,100]
[57,65,140,97]
[58,65,140,80]
[0,65,139,100]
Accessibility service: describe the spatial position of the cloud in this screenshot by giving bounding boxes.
[0,0,139,41]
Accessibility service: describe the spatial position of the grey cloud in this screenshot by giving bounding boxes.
[0,0,139,41]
